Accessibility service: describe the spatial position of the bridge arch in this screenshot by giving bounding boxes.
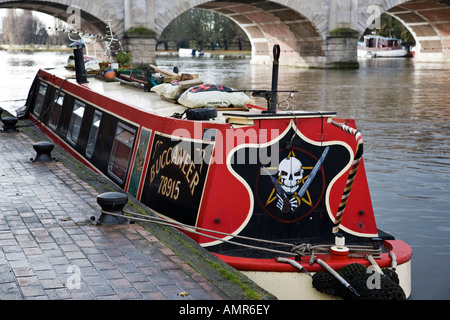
[2,0,448,67]
[154,0,329,67]
[0,0,122,35]
[0,0,126,60]
[359,0,450,62]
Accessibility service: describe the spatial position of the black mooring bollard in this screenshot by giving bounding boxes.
[97,192,129,225]
[31,141,55,162]
[2,116,18,132]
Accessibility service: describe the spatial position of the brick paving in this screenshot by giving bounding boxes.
[0,121,243,300]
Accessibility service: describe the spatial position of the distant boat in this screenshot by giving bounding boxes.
[358,35,411,58]
[178,48,211,57]
[66,56,100,72]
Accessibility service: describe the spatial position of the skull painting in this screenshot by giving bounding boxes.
[277,157,304,194]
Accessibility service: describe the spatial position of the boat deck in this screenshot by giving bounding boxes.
[53,67,336,124]
[58,70,189,117]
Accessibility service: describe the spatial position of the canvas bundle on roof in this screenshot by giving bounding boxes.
[178,84,252,109]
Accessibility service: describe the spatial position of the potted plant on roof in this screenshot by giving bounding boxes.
[99,61,110,72]
[115,50,132,75]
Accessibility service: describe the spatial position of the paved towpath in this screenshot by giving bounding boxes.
[0,115,272,300]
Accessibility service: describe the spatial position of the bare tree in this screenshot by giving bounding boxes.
[2,9,49,45]
[2,9,18,45]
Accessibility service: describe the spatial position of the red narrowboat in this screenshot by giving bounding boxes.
[17,44,412,299]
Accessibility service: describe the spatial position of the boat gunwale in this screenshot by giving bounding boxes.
[213,240,412,273]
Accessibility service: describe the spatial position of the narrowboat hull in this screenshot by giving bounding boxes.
[19,67,412,300]
[223,239,412,299]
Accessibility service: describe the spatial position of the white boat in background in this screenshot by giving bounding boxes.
[66,56,100,72]
[358,35,411,58]
[178,48,211,57]
[178,48,195,56]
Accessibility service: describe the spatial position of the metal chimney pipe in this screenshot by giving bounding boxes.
[268,44,280,114]
[69,41,88,84]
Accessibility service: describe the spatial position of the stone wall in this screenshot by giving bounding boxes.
[124,37,157,65]
[325,28,360,69]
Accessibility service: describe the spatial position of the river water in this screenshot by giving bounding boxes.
[1,50,449,300]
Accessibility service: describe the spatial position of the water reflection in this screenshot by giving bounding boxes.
[0,51,68,111]
[8,57,35,67]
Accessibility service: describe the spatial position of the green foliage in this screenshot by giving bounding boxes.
[158,9,250,51]
[124,27,156,39]
[329,28,359,38]
[115,50,131,66]
[364,13,415,44]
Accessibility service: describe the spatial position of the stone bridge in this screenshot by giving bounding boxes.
[1,0,449,67]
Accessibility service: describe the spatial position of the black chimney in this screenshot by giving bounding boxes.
[268,44,281,114]
[69,40,88,84]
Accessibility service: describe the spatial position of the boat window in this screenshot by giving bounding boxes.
[108,123,136,183]
[86,111,102,158]
[49,92,65,129]
[67,100,85,145]
[33,83,48,117]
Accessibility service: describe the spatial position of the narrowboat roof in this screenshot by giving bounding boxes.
[53,68,189,117]
[46,67,336,123]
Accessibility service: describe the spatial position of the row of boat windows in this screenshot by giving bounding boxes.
[34,83,136,184]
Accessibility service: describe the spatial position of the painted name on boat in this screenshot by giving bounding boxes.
[141,132,214,225]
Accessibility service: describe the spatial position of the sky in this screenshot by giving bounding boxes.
[0,8,60,31]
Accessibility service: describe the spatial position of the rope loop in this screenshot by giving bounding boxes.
[291,243,314,256]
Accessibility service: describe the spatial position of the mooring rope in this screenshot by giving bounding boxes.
[291,243,381,265]
[101,209,381,260]
[102,209,295,256]
[330,120,364,234]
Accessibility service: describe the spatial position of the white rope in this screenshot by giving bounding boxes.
[101,209,381,259]
[102,210,294,256]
